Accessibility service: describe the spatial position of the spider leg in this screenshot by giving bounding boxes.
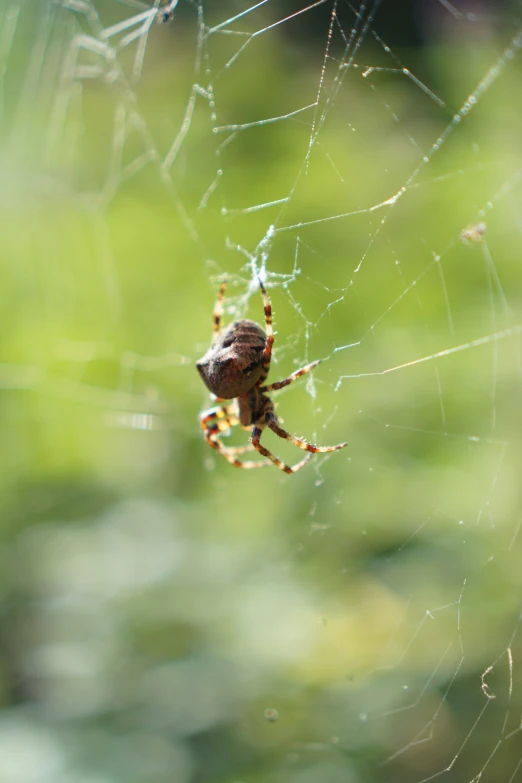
[200,404,270,469]
[220,443,259,456]
[258,278,274,384]
[200,402,239,433]
[212,279,227,344]
[261,359,321,392]
[251,425,312,474]
[265,410,348,455]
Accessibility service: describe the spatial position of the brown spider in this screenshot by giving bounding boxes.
[196,278,348,473]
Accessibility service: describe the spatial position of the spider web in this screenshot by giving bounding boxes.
[0,1,521,782]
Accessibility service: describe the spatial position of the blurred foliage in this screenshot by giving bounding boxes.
[0,2,521,783]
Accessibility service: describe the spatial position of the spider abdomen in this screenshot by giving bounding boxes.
[196,318,266,399]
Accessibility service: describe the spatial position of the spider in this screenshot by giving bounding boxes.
[196,278,348,474]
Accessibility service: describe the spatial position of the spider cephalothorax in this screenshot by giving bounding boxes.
[196,278,348,473]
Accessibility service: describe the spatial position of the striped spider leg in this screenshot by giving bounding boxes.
[199,402,270,469]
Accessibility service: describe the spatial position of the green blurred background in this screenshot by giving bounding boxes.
[0,1,521,781]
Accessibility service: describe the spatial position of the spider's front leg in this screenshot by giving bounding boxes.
[200,404,270,469]
[211,279,227,343]
[258,278,274,384]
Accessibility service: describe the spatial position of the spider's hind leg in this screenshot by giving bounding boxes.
[265,410,348,456]
[261,359,321,393]
[251,424,312,474]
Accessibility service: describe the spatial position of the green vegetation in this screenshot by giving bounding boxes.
[0,4,521,782]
